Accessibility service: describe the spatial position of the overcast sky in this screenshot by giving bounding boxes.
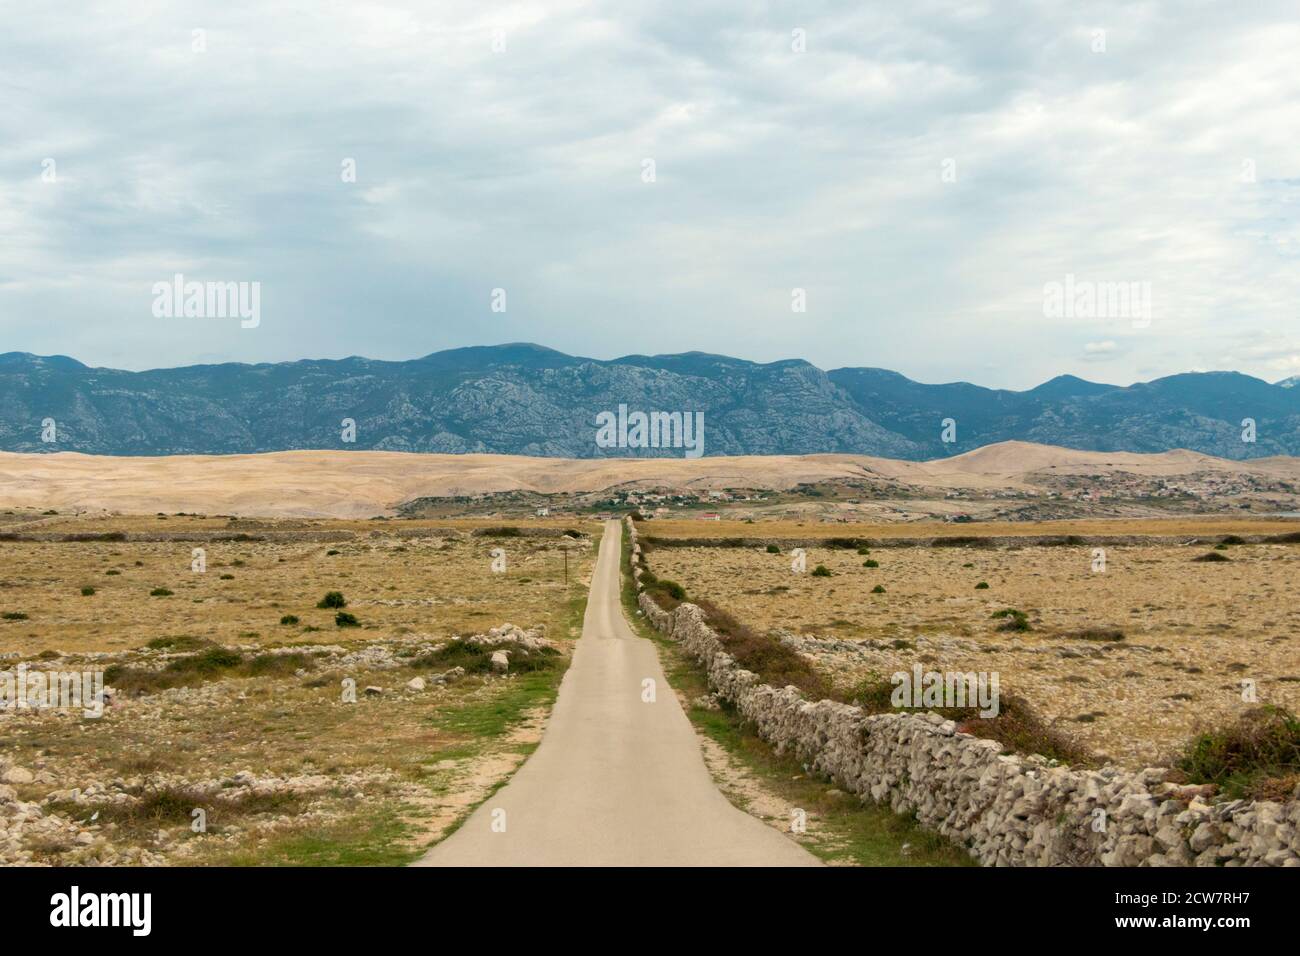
[2,1,1298,388]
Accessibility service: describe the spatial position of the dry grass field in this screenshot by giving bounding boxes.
[641,516,1300,541]
[640,521,1300,770]
[6,442,1300,518]
[0,515,595,865]
[0,513,589,656]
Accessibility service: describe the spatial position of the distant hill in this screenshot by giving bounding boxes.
[1,344,1297,459]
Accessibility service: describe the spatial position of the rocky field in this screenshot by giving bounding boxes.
[0,517,594,865]
[640,522,1300,769]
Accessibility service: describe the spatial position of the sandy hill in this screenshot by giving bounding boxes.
[1,442,1297,518]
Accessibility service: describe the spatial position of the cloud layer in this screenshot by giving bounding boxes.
[2,0,1298,387]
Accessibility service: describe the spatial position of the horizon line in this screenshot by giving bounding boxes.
[4,343,1294,394]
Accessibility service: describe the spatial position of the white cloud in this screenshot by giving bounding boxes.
[1,0,1298,388]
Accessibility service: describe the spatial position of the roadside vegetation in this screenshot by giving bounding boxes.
[0,519,595,866]
[635,537,1092,766]
[623,527,972,866]
[1173,706,1300,801]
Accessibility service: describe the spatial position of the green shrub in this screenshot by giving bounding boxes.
[246,652,314,677]
[655,579,686,599]
[1193,551,1230,562]
[811,565,832,577]
[171,647,244,673]
[825,538,865,550]
[478,526,522,537]
[335,611,360,628]
[80,586,96,596]
[279,614,300,626]
[2,611,29,621]
[1176,706,1300,800]
[766,544,781,554]
[974,581,989,589]
[149,588,173,597]
[862,559,879,569]
[1063,628,1124,642]
[317,591,347,609]
[109,642,322,695]
[992,608,1031,632]
[871,584,886,594]
[411,639,560,674]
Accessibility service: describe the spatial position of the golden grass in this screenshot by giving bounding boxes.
[644,536,1300,768]
[0,517,596,865]
[0,519,594,656]
[641,516,1300,540]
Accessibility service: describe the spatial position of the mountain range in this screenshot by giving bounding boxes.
[1,344,1297,460]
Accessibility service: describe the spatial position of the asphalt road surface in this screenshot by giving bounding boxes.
[416,521,819,867]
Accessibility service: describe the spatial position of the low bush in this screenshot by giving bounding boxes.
[992,608,1031,632]
[246,652,314,677]
[46,785,304,839]
[477,526,522,537]
[411,639,560,674]
[840,674,1091,764]
[110,644,316,695]
[1175,706,1300,800]
[693,598,834,701]
[1062,628,1124,642]
[825,537,866,550]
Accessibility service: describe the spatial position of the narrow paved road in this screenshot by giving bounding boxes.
[416,521,819,866]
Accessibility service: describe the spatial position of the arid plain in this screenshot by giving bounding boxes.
[0,512,594,865]
[3,443,1299,864]
[639,528,1300,768]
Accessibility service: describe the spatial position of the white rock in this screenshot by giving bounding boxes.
[406,677,426,692]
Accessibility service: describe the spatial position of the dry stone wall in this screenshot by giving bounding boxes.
[626,518,1300,867]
